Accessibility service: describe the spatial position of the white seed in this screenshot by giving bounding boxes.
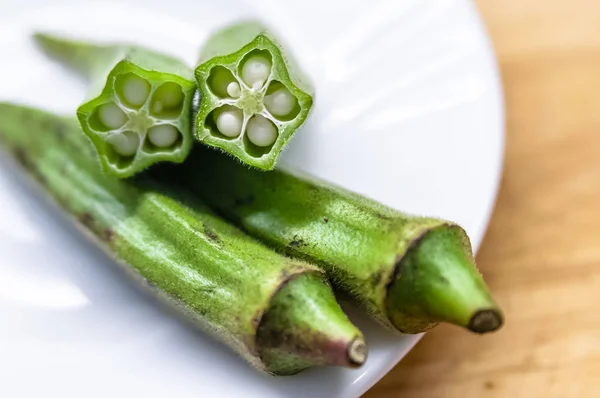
[264,86,297,117]
[148,124,179,148]
[215,108,243,138]
[226,81,241,98]
[246,115,277,147]
[98,103,127,130]
[122,74,150,106]
[241,55,271,90]
[109,131,139,157]
[158,84,184,108]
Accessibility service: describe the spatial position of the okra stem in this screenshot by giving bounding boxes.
[165,146,504,335]
[33,33,196,178]
[0,103,367,375]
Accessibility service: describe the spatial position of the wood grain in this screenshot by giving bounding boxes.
[364,1,600,397]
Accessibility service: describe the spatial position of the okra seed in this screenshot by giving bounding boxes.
[227,82,241,98]
[216,108,243,138]
[109,131,139,157]
[264,86,296,117]
[98,103,127,129]
[122,74,150,107]
[246,115,277,147]
[148,124,179,148]
[241,55,271,90]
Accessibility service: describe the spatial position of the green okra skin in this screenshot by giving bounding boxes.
[0,103,367,375]
[194,21,314,170]
[164,146,504,335]
[34,33,196,178]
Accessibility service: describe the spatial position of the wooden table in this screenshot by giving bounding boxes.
[365,1,600,397]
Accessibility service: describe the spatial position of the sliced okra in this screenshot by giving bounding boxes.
[195,21,314,170]
[34,33,196,178]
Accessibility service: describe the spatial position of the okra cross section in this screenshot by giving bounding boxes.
[195,21,314,170]
[79,62,194,177]
[34,34,196,178]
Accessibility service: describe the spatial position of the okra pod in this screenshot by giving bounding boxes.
[34,33,196,178]
[0,103,367,375]
[165,147,504,335]
[194,21,314,170]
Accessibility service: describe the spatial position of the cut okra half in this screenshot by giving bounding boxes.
[195,21,314,170]
[78,62,195,177]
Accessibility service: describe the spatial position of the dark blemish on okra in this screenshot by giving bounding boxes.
[370,270,385,287]
[251,309,262,329]
[203,225,222,245]
[288,235,307,249]
[374,212,394,221]
[388,230,430,287]
[14,147,32,170]
[79,212,95,228]
[102,228,115,242]
[323,217,329,223]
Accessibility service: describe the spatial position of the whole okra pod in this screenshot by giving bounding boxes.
[165,146,504,335]
[0,103,367,375]
[194,21,314,170]
[34,33,196,178]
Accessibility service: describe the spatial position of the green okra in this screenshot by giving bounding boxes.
[162,146,504,335]
[0,103,367,375]
[194,21,314,170]
[34,33,196,178]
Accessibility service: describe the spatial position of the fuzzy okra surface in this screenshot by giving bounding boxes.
[165,146,504,335]
[0,103,366,375]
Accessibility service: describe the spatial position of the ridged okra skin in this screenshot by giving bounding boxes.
[169,147,504,335]
[0,103,366,375]
[194,21,314,170]
[34,33,196,178]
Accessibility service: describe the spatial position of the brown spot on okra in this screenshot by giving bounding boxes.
[203,225,222,245]
[385,230,431,293]
[79,212,95,228]
[102,228,115,242]
[323,217,329,223]
[14,147,32,170]
[288,234,307,249]
[251,309,262,329]
[371,270,385,288]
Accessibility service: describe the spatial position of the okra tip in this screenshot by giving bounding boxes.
[386,224,504,335]
[347,337,368,367]
[257,273,368,375]
[468,308,504,334]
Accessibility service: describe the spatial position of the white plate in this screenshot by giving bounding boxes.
[0,1,504,397]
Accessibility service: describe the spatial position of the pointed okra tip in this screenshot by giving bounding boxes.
[78,63,195,178]
[257,272,367,375]
[194,28,313,170]
[386,224,504,335]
